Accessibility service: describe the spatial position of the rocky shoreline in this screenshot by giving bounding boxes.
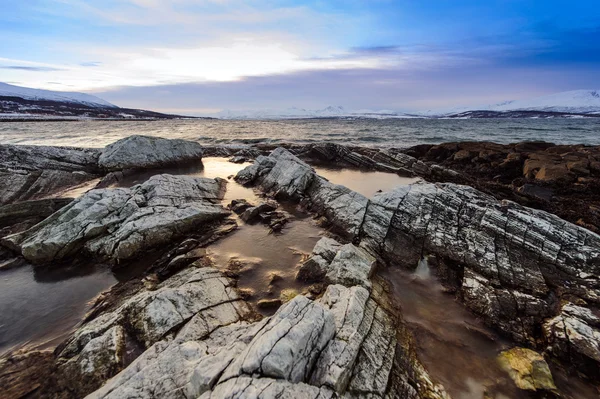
[0,136,599,398]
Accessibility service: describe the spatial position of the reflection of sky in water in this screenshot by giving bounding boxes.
[313,165,420,197]
[0,264,116,356]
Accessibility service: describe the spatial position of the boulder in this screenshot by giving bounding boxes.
[99,135,204,171]
[0,144,101,205]
[497,347,556,392]
[2,174,229,264]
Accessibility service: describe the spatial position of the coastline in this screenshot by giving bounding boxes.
[0,136,599,398]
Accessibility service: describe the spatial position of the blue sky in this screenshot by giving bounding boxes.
[1,0,599,114]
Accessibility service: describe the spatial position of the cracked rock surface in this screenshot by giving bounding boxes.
[58,266,252,396]
[237,147,600,381]
[85,260,446,399]
[0,144,101,205]
[99,135,204,171]
[2,174,229,263]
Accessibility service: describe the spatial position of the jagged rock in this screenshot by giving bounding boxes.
[58,326,127,394]
[236,149,369,237]
[228,199,253,214]
[240,149,600,380]
[543,303,600,380]
[58,266,251,396]
[326,244,376,289]
[256,298,283,310]
[219,295,336,383]
[299,241,375,289]
[99,135,204,171]
[86,321,259,399]
[2,174,229,264]
[297,237,343,282]
[229,155,247,164]
[240,200,278,222]
[0,197,73,236]
[359,182,600,378]
[498,347,556,392]
[0,144,100,205]
[311,285,370,392]
[201,377,335,399]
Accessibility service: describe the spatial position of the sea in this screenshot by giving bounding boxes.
[1,117,599,147]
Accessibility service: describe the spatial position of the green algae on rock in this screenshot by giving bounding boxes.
[498,347,557,392]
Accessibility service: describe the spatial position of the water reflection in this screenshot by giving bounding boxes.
[312,164,420,198]
[0,263,116,356]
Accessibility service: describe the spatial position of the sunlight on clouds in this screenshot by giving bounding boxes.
[0,39,388,91]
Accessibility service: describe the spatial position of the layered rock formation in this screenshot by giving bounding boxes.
[79,242,446,399]
[0,144,101,205]
[404,141,600,232]
[99,135,204,171]
[236,147,600,381]
[2,174,229,264]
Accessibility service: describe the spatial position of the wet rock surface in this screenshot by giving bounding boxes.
[2,139,600,398]
[403,141,600,232]
[99,135,204,171]
[498,347,557,392]
[0,144,101,205]
[2,174,229,264]
[237,147,600,384]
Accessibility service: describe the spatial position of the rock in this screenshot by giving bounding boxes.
[237,148,369,238]
[201,377,335,399]
[0,197,73,236]
[2,174,229,264]
[219,295,336,383]
[99,135,204,171]
[229,155,247,164]
[0,144,101,205]
[516,183,554,201]
[543,303,600,380]
[298,239,375,288]
[240,200,278,222]
[56,266,252,396]
[326,244,376,289]
[297,237,343,282]
[58,325,127,394]
[311,285,370,392]
[498,347,557,391]
[362,183,600,343]
[280,288,299,303]
[228,198,253,214]
[256,298,283,310]
[0,350,55,399]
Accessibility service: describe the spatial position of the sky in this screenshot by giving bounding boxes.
[1,0,600,115]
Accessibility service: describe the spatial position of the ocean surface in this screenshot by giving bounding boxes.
[1,118,599,147]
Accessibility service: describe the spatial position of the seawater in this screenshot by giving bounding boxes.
[1,118,600,147]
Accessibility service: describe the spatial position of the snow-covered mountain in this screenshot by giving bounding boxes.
[486,90,600,114]
[0,82,116,108]
[0,82,199,119]
[217,106,412,119]
[421,90,600,117]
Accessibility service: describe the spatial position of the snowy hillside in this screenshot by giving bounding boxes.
[487,90,600,113]
[0,82,116,108]
[218,106,411,119]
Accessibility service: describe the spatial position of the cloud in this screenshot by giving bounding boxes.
[97,63,600,115]
[80,61,102,67]
[0,65,65,72]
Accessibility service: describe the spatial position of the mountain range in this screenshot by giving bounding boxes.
[1,82,600,120]
[0,82,193,120]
